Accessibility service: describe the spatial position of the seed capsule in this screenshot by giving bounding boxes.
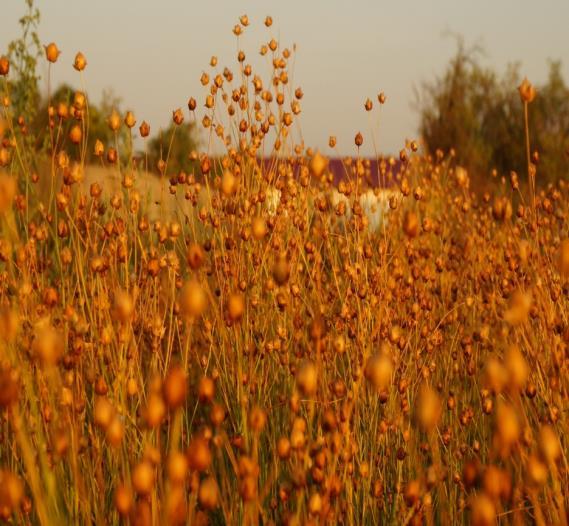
[187,437,212,472]
[403,211,419,238]
[108,110,121,132]
[178,280,207,318]
[198,376,215,404]
[172,108,184,125]
[198,477,219,510]
[73,52,87,71]
[114,484,132,516]
[309,152,327,178]
[518,77,536,103]
[163,365,188,409]
[296,361,318,397]
[124,111,136,128]
[45,42,61,63]
[132,461,155,495]
[69,125,82,145]
[0,56,10,76]
[139,120,150,138]
[227,293,245,322]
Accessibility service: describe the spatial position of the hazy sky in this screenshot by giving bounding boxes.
[2,0,568,155]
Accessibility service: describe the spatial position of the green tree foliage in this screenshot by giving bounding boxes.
[417,41,569,185]
[6,0,42,124]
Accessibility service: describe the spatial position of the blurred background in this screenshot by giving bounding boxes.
[2,0,568,180]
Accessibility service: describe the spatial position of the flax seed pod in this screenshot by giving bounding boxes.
[403,211,419,238]
[114,484,132,517]
[309,152,327,178]
[248,406,267,433]
[196,377,215,405]
[178,279,207,318]
[93,396,114,430]
[45,42,60,63]
[227,293,245,322]
[495,402,519,453]
[106,416,124,447]
[73,52,87,71]
[144,393,165,428]
[108,110,121,132]
[198,477,219,510]
[187,437,212,472]
[0,471,23,517]
[113,290,134,323]
[504,346,528,391]
[365,353,393,392]
[132,461,155,495]
[186,243,205,269]
[538,425,560,463]
[296,361,318,397]
[139,120,150,138]
[210,403,225,426]
[172,108,184,125]
[32,322,63,366]
[221,170,238,196]
[252,216,267,240]
[69,124,82,145]
[163,365,187,409]
[416,384,441,432]
[470,494,495,526]
[167,451,188,485]
[0,56,9,76]
[93,139,104,157]
[124,111,136,129]
[518,78,536,103]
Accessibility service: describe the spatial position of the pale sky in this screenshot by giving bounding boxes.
[2,0,568,155]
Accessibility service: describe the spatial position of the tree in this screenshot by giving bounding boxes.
[6,0,42,125]
[416,40,569,185]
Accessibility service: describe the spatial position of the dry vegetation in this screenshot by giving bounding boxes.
[0,14,568,526]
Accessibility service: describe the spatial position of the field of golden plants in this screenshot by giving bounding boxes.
[0,14,568,526]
